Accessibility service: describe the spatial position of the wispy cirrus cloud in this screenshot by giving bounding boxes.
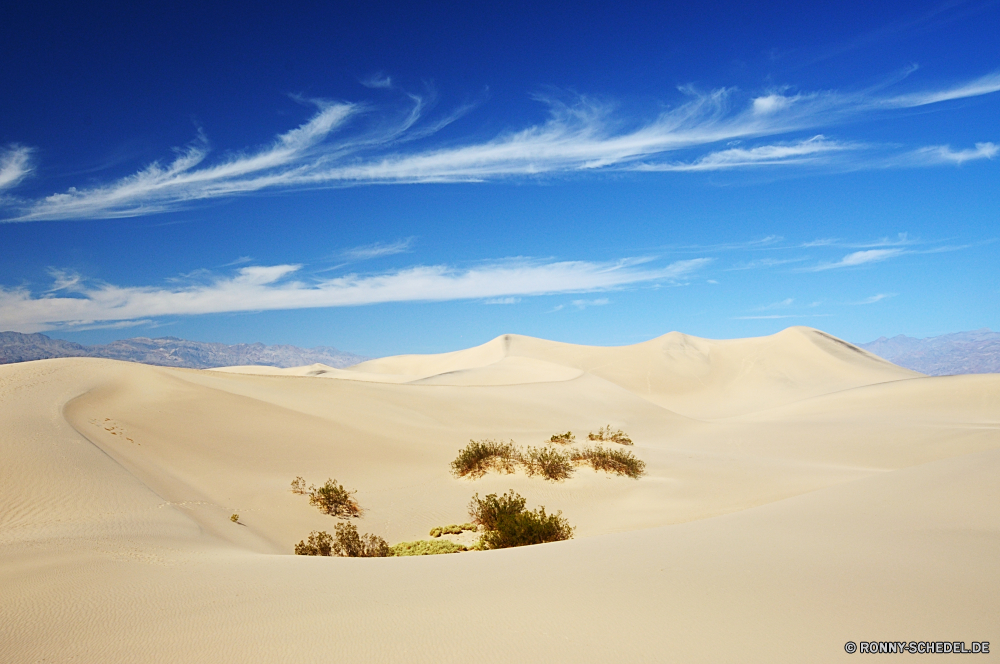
[904,141,998,165]
[2,70,999,221]
[0,256,709,332]
[341,238,415,260]
[850,293,896,305]
[634,135,856,171]
[0,145,34,191]
[804,248,907,271]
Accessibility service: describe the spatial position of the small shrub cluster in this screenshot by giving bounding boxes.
[549,431,575,444]
[294,530,333,556]
[429,523,476,537]
[290,477,363,518]
[451,430,644,482]
[391,540,467,556]
[230,513,240,523]
[588,425,632,445]
[295,522,390,557]
[449,439,520,479]
[570,445,645,479]
[521,445,574,481]
[468,491,574,549]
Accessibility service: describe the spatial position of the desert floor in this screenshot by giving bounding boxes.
[2,326,998,662]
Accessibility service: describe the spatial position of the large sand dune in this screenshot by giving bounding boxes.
[2,327,997,662]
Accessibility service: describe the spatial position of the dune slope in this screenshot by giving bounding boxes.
[1,327,997,663]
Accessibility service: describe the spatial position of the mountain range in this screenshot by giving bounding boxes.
[1,328,997,375]
[856,328,1000,376]
[0,331,367,369]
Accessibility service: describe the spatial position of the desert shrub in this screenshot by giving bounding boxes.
[294,530,334,556]
[450,439,520,479]
[549,431,575,444]
[390,540,467,556]
[469,491,574,550]
[230,513,240,523]
[571,445,645,479]
[290,476,308,494]
[331,522,391,557]
[588,424,632,445]
[307,478,363,518]
[520,445,574,482]
[468,490,527,531]
[429,523,477,537]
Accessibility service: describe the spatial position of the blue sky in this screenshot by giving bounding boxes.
[1,0,997,356]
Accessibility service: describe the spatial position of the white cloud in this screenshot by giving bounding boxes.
[757,297,794,311]
[850,293,896,305]
[805,248,906,271]
[0,256,709,332]
[570,298,610,309]
[634,135,855,171]
[361,73,394,89]
[0,145,34,190]
[882,72,1000,108]
[342,238,415,260]
[727,257,808,270]
[905,142,998,165]
[4,70,1000,221]
[484,297,520,305]
[751,93,801,115]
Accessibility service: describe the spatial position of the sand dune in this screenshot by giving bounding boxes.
[2,327,997,662]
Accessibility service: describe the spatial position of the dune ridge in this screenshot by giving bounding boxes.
[2,327,997,663]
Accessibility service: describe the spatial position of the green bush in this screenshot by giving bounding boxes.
[305,478,363,518]
[294,530,334,556]
[468,491,574,549]
[468,490,527,531]
[390,540,467,556]
[331,522,391,557]
[521,445,574,482]
[571,445,645,479]
[588,425,632,445]
[429,523,477,537]
[450,439,520,479]
[549,431,575,444]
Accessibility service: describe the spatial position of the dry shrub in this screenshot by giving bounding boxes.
[307,479,363,518]
[294,530,334,556]
[290,476,308,494]
[588,424,633,445]
[548,431,575,444]
[331,522,390,557]
[429,523,476,537]
[520,445,574,482]
[468,490,573,550]
[571,445,645,479]
[391,540,467,556]
[450,439,520,479]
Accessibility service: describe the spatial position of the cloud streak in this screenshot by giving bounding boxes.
[805,248,907,271]
[0,145,34,191]
[341,238,415,260]
[4,70,1000,221]
[0,257,710,332]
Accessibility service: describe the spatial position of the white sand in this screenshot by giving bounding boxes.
[2,326,997,662]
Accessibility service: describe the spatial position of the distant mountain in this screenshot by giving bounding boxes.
[0,331,368,369]
[858,328,1000,376]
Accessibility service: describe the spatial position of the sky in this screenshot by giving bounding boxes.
[1,0,997,356]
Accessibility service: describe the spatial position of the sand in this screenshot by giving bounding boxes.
[1,326,997,662]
